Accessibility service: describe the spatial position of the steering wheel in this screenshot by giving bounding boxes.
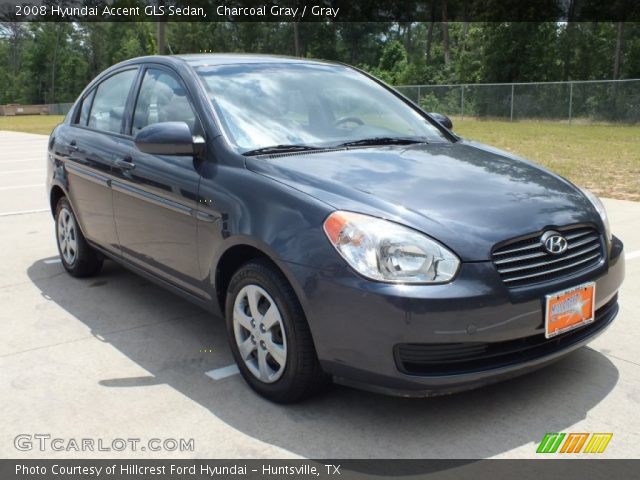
[334,116,365,128]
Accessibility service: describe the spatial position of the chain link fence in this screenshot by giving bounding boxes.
[47,103,73,115]
[5,82,639,123]
[0,102,73,116]
[396,79,640,123]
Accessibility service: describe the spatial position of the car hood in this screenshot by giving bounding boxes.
[246,140,597,261]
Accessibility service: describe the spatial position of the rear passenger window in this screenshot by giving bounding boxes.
[88,69,137,134]
[76,89,95,126]
[132,68,197,136]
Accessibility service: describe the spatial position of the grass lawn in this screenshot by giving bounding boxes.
[1,115,638,200]
[454,118,640,201]
[0,115,64,135]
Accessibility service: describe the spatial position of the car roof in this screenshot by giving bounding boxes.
[175,53,335,68]
[109,54,342,74]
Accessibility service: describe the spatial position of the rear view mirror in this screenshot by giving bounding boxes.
[134,121,196,156]
[429,112,453,130]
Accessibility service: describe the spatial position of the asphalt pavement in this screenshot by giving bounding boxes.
[1,130,639,459]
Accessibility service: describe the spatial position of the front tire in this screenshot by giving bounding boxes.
[55,197,103,277]
[225,259,328,403]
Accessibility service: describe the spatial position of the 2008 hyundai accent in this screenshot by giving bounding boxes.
[47,54,624,403]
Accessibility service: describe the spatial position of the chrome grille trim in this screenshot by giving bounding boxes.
[498,243,600,274]
[492,243,540,256]
[564,230,591,241]
[502,253,601,283]
[494,250,547,265]
[492,226,604,287]
[567,235,599,250]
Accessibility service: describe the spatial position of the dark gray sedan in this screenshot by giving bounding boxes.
[47,54,624,402]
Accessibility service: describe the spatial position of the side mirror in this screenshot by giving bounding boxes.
[134,121,199,156]
[429,112,453,130]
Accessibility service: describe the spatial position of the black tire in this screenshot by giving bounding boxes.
[225,259,329,403]
[55,196,103,278]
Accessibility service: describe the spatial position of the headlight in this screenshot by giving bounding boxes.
[323,211,460,283]
[580,188,612,242]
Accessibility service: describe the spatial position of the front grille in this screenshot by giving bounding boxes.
[395,295,618,376]
[492,225,604,287]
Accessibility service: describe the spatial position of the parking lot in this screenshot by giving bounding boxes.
[1,130,639,459]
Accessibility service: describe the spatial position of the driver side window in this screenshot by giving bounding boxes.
[132,68,197,136]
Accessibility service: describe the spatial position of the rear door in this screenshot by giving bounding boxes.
[63,68,138,253]
[111,65,204,296]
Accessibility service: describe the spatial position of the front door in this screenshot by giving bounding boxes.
[112,66,204,296]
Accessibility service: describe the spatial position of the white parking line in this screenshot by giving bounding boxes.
[626,250,640,261]
[0,184,44,190]
[205,364,240,381]
[0,168,44,174]
[0,208,49,217]
[44,258,62,264]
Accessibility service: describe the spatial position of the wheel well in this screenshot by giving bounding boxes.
[50,186,65,216]
[215,245,277,313]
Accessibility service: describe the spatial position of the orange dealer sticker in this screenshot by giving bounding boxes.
[545,282,596,339]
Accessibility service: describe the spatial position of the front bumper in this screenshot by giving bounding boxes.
[285,236,624,396]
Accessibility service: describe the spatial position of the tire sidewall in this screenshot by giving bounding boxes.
[225,263,303,400]
[55,197,79,270]
[54,196,102,277]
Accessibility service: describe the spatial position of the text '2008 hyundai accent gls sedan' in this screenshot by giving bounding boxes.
[47,54,624,403]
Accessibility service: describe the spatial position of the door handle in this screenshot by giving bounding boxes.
[115,157,135,170]
[69,140,79,151]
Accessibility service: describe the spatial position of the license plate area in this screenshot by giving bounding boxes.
[545,282,596,339]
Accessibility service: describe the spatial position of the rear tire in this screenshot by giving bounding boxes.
[55,197,103,277]
[225,259,328,403]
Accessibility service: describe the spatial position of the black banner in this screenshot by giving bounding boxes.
[2,460,640,480]
[1,0,639,23]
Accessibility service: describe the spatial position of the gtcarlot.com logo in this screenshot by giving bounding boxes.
[536,432,613,454]
[14,434,195,452]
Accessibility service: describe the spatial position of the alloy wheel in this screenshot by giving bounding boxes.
[57,207,78,265]
[233,284,288,383]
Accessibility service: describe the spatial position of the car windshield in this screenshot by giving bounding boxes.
[194,63,449,154]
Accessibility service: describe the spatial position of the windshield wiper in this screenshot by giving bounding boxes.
[336,137,428,148]
[242,144,323,156]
